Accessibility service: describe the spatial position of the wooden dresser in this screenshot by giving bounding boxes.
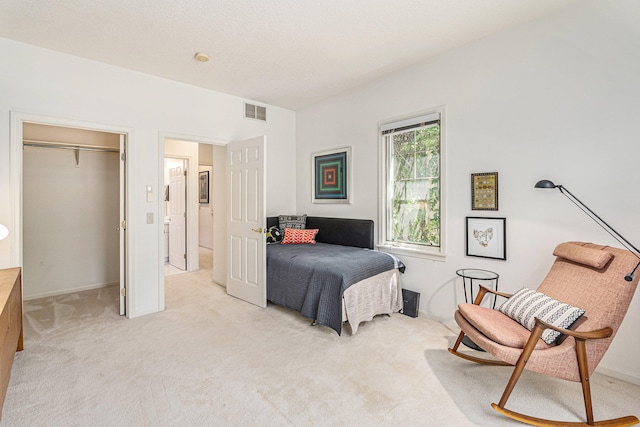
[0,268,23,419]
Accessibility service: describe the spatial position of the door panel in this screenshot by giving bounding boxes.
[169,161,187,270]
[230,235,242,281]
[246,166,259,223]
[230,168,242,222]
[226,136,266,307]
[246,237,259,286]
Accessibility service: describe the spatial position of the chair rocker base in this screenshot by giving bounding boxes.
[491,403,640,427]
[447,346,512,366]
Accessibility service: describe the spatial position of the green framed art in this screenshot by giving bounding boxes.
[312,147,351,204]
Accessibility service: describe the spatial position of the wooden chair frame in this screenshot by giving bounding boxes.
[448,285,639,427]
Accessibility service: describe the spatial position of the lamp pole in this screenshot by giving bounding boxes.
[535,179,640,281]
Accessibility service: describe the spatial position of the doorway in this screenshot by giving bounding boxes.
[159,135,227,308]
[15,118,128,315]
[164,157,187,273]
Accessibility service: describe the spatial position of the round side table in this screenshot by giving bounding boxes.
[455,268,500,351]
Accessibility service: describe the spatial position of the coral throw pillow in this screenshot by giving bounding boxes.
[281,228,319,244]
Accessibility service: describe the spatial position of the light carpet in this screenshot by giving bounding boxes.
[3,261,639,426]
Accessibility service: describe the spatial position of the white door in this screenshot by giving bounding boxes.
[226,136,266,307]
[169,160,187,270]
[119,134,127,315]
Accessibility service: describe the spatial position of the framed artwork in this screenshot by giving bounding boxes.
[471,172,498,210]
[312,147,351,203]
[466,217,506,260]
[199,171,209,204]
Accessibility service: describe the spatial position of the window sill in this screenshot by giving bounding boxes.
[377,243,446,262]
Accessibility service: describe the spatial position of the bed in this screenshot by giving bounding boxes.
[266,216,405,335]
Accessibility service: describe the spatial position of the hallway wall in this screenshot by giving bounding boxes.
[198,142,214,250]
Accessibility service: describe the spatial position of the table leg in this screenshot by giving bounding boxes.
[463,277,485,351]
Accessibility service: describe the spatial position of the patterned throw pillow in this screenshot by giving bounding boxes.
[278,214,307,230]
[498,287,585,345]
[281,228,319,245]
[265,226,283,244]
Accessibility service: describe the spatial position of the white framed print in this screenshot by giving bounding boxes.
[465,217,506,260]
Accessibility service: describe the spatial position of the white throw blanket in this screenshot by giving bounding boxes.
[342,269,403,334]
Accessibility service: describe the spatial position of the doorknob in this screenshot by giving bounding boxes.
[251,228,263,233]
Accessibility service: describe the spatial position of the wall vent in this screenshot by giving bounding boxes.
[244,102,267,122]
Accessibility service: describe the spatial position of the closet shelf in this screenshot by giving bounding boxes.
[23,139,119,166]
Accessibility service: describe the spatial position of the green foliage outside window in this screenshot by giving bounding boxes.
[390,124,440,246]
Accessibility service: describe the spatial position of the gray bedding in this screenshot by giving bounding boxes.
[266,242,405,335]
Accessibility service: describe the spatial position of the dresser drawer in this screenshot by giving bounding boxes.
[0,267,23,420]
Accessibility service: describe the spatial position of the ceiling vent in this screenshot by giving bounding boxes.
[244,102,267,122]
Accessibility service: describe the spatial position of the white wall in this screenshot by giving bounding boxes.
[0,38,296,317]
[23,145,119,299]
[296,0,640,383]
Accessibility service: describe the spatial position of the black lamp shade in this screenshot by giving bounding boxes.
[535,179,558,189]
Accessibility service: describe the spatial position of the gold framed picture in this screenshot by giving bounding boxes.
[471,172,498,211]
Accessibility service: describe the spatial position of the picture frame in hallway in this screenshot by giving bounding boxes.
[199,171,209,204]
[312,147,351,204]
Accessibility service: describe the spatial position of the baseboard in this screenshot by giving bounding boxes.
[596,366,640,386]
[23,281,119,301]
[128,306,163,318]
[212,280,226,289]
[418,310,453,323]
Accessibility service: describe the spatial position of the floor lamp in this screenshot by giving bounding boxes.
[535,179,640,281]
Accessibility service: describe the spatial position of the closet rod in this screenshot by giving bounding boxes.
[23,139,119,167]
[22,139,119,153]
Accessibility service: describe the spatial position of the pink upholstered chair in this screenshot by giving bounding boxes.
[449,242,639,426]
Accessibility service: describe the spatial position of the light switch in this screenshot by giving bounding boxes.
[146,213,154,224]
[146,185,154,202]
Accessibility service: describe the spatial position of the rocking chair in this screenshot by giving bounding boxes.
[448,242,640,427]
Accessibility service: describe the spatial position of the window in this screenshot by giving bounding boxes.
[378,109,445,258]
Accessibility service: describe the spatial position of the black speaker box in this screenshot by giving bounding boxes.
[401,289,420,318]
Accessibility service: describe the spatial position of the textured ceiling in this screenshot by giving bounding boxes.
[0,0,576,110]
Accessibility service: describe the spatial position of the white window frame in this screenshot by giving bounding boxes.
[377,106,447,261]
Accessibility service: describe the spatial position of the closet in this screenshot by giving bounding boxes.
[22,123,121,301]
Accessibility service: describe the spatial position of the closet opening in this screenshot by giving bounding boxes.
[21,122,127,315]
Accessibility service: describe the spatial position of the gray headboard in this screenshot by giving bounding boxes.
[266,216,374,249]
